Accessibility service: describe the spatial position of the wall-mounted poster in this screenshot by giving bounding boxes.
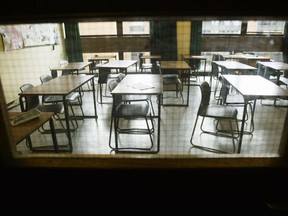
[21,24,59,47]
[0,25,24,51]
[0,24,59,51]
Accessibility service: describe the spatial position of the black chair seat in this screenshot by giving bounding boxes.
[163,76,181,85]
[66,92,80,101]
[201,105,238,119]
[37,104,64,114]
[270,79,287,87]
[43,92,80,103]
[43,95,63,103]
[115,103,149,118]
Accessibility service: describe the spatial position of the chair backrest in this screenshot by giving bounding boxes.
[218,54,225,61]
[107,79,118,92]
[98,68,111,84]
[256,63,265,77]
[212,54,219,61]
[263,66,276,79]
[19,83,40,111]
[256,63,273,79]
[211,54,221,77]
[198,81,211,115]
[107,80,122,109]
[219,83,230,105]
[40,74,53,84]
[138,53,144,69]
[117,73,126,82]
[155,61,161,74]
[211,61,219,77]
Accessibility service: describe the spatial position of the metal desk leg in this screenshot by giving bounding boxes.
[187,72,190,106]
[203,59,207,81]
[91,78,98,118]
[63,96,73,152]
[48,118,59,152]
[156,94,162,153]
[237,101,248,153]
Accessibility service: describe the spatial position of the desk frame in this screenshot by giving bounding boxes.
[222,75,288,153]
[182,55,208,80]
[160,61,191,107]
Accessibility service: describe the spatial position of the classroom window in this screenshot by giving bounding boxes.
[78,22,117,36]
[202,20,242,34]
[122,21,150,35]
[247,21,285,35]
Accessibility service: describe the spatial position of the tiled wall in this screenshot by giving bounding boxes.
[177,21,191,60]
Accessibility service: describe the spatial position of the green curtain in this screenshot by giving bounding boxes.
[283,21,288,77]
[64,22,83,62]
[150,21,177,61]
[283,21,288,62]
[189,21,202,69]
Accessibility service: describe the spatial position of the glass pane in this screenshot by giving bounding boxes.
[122,21,150,34]
[202,20,242,34]
[78,22,117,35]
[247,21,285,35]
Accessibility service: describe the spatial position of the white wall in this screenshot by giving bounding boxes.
[0,24,66,103]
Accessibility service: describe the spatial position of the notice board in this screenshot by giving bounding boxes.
[0,24,59,51]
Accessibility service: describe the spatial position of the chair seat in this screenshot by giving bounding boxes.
[142,63,153,69]
[201,105,238,119]
[122,95,150,101]
[115,103,149,118]
[66,92,80,101]
[43,92,80,103]
[109,73,126,82]
[37,104,64,114]
[43,95,63,103]
[269,79,287,87]
[226,94,245,104]
[163,75,181,84]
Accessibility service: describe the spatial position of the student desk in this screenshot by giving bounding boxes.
[98,60,138,74]
[9,112,61,152]
[224,54,270,67]
[257,61,288,85]
[88,55,117,74]
[49,62,92,78]
[212,61,257,75]
[19,75,97,152]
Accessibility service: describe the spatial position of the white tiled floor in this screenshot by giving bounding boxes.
[13,73,288,157]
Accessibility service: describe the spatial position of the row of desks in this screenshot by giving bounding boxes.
[13,72,288,154]
[15,55,288,154]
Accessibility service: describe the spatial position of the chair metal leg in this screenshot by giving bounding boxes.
[190,115,238,154]
[110,114,155,152]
